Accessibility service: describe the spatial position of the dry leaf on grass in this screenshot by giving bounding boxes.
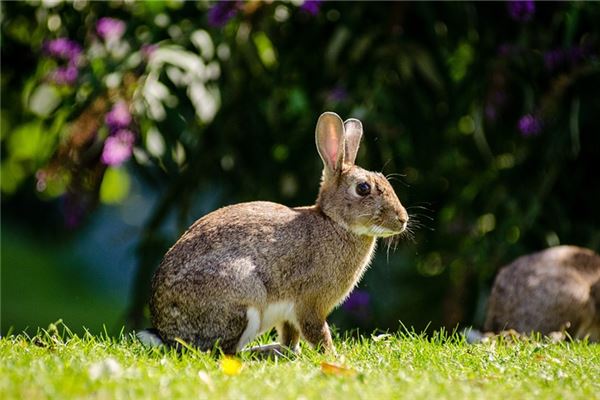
[321,362,358,377]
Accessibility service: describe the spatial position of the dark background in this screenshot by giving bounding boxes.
[2,1,599,336]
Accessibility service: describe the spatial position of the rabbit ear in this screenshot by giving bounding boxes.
[316,112,345,176]
[343,118,363,165]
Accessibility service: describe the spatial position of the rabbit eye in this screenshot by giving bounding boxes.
[356,182,371,196]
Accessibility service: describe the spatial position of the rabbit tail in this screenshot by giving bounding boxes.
[136,328,164,347]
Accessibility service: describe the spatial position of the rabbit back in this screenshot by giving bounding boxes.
[485,245,600,340]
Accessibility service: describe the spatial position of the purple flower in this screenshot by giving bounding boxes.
[485,89,506,122]
[49,64,78,85]
[544,49,564,71]
[44,38,82,63]
[485,104,497,121]
[96,17,126,41]
[327,86,348,103]
[105,101,132,130]
[544,46,588,71]
[300,0,322,16]
[342,289,370,312]
[43,38,82,85]
[101,129,135,166]
[507,0,535,22]
[518,114,542,136]
[35,170,46,192]
[141,43,159,59]
[207,1,241,27]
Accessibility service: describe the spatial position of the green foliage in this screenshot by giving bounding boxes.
[1,326,599,399]
[100,167,131,204]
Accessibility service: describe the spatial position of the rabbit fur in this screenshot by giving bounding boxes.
[144,112,409,353]
[485,245,600,341]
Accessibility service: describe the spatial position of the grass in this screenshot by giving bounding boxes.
[1,323,599,400]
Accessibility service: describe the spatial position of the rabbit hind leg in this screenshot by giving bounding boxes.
[574,280,600,342]
[171,304,251,354]
[278,321,301,353]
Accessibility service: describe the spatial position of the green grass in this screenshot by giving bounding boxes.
[1,324,599,400]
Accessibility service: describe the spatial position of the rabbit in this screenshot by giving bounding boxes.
[139,112,409,354]
[484,245,600,341]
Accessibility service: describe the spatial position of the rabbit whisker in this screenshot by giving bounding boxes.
[385,173,407,180]
[406,205,433,211]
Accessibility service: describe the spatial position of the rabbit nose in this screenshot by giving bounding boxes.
[400,219,408,231]
[396,213,409,231]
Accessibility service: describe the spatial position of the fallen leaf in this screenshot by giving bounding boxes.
[321,362,357,377]
[221,356,243,376]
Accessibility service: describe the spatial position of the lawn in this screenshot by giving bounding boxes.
[1,323,599,400]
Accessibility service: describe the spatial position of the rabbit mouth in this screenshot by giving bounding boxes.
[368,224,403,238]
[349,223,404,237]
[371,225,402,238]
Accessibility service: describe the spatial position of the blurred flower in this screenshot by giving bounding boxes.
[49,64,78,85]
[207,1,241,27]
[43,38,82,85]
[485,89,507,122]
[105,101,132,130]
[43,38,82,63]
[300,0,322,15]
[220,356,243,376]
[343,289,370,312]
[507,1,535,22]
[35,170,47,192]
[327,86,348,103]
[485,105,497,121]
[96,17,126,41]
[141,43,159,59]
[543,49,563,71]
[518,114,542,136]
[544,46,588,71]
[101,129,135,166]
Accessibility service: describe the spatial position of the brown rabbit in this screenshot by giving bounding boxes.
[484,245,600,341]
[140,112,409,354]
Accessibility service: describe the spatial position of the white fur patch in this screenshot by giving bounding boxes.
[236,307,261,351]
[351,224,398,238]
[371,224,398,237]
[260,301,296,333]
[236,302,297,351]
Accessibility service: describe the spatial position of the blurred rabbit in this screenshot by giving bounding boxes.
[139,112,409,354]
[485,245,600,341]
